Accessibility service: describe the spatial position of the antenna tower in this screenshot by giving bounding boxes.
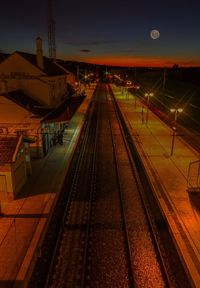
[48,0,56,62]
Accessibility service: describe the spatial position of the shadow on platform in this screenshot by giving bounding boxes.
[189,193,200,213]
[3,213,48,219]
[0,280,22,288]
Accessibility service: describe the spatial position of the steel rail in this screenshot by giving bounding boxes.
[80,100,100,288]
[106,85,136,288]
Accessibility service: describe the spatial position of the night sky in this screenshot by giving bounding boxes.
[1,0,200,67]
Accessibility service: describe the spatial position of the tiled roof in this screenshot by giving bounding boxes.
[0,136,19,163]
[16,51,66,76]
[6,90,51,117]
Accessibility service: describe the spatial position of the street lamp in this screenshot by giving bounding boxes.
[144,92,154,125]
[170,108,183,122]
[170,107,183,156]
[84,74,88,86]
[134,85,140,109]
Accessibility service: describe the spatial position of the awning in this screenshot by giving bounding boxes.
[42,95,85,123]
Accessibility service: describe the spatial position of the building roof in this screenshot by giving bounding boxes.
[5,90,51,117]
[0,52,9,63]
[0,135,20,163]
[15,51,66,76]
[56,60,76,74]
[42,95,85,123]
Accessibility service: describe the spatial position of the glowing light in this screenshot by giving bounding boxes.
[145,92,154,97]
[170,108,183,113]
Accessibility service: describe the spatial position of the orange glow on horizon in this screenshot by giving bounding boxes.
[61,54,200,67]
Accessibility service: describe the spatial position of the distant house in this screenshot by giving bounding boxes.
[0,135,28,201]
[0,38,68,108]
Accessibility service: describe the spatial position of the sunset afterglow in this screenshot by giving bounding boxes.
[1,0,200,67]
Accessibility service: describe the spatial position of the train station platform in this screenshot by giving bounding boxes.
[1,83,199,287]
[111,84,200,288]
[0,85,96,288]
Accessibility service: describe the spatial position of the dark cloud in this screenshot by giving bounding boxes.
[60,39,121,46]
[119,48,144,54]
[80,49,91,53]
[87,40,121,46]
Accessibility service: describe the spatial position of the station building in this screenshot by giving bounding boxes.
[0,37,69,108]
[0,37,75,157]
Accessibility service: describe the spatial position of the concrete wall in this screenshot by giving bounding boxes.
[0,146,27,201]
[11,150,27,198]
[67,72,76,88]
[0,169,13,200]
[55,63,76,89]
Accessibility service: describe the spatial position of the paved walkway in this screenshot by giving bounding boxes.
[0,86,95,287]
[111,84,200,288]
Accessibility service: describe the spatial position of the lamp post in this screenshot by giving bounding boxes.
[134,85,140,109]
[170,108,183,156]
[171,126,176,156]
[144,92,154,125]
[84,70,88,86]
[170,108,183,122]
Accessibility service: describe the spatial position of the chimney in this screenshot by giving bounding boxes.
[36,37,44,70]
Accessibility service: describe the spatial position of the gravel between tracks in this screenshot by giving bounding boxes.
[88,96,166,287]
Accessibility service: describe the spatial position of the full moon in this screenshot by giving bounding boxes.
[150,29,160,39]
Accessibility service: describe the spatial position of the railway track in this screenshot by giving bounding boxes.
[108,84,191,287]
[29,83,191,288]
[28,86,100,288]
[45,92,99,288]
[107,87,135,287]
[106,85,168,287]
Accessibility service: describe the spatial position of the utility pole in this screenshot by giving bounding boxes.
[170,108,183,156]
[162,68,166,97]
[48,0,56,62]
[85,69,87,86]
[77,65,79,84]
[105,66,108,82]
[171,127,176,156]
[144,92,154,126]
[134,67,137,82]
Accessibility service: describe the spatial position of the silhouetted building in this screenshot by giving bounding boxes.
[0,38,68,107]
